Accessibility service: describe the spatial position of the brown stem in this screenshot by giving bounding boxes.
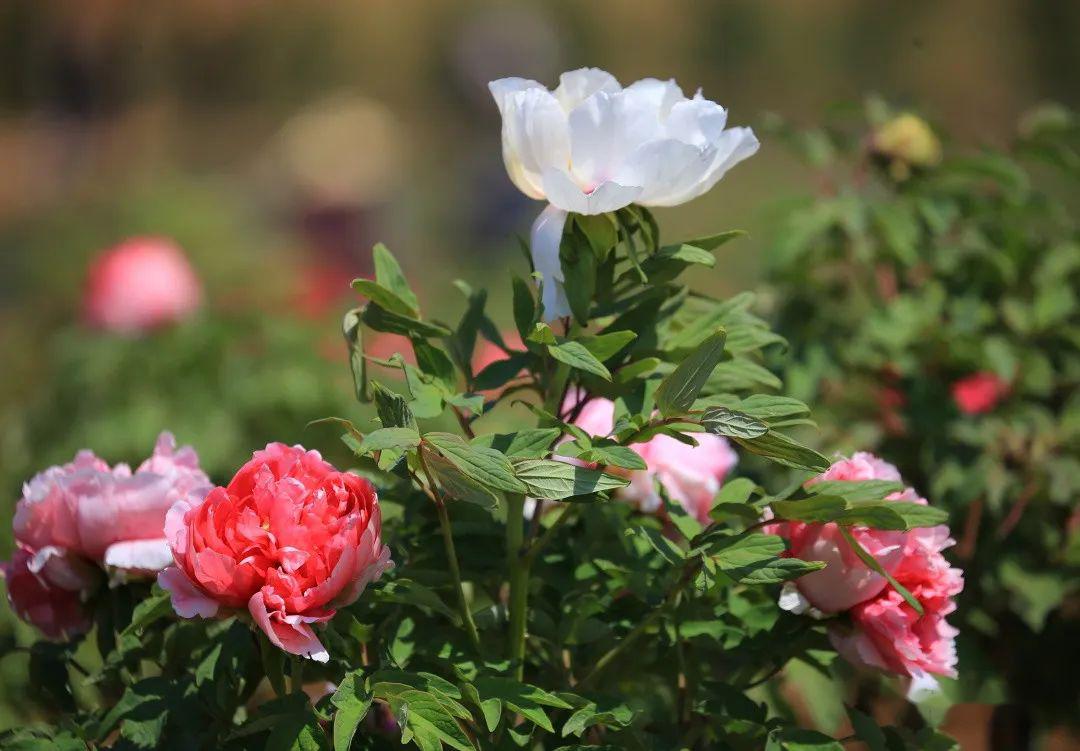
[996,480,1037,540]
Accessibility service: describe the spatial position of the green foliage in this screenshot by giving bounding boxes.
[1,206,962,748]
[765,99,1080,732]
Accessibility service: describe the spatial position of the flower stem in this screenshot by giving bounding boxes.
[435,498,483,657]
[506,493,529,680]
[578,558,702,690]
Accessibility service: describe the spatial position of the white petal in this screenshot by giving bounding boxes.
[616,139,716,205]
[664,97,729,147]
[673,126,760,203]
[567,91,660,190]
[778,582,810,614]
[540,168,641,215]
[104,539,173,575]
[553,67,621,111]
[488,77,545,115]
[624,78,686,117]
[530,204,572,320]
[906,670,942,702]
[498,87,571,199]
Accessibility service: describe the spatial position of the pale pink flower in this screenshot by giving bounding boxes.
[565,394,738,522]
[159,443,392,661]
[84,237,203,333]
[1,546,92,640]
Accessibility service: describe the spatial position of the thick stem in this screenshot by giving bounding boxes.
[578,558,702,690]
[436,499,484,656]
[506,493,529,680]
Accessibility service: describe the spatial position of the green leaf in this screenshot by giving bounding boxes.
[363,303,452,338]
[471,429,561,459]
[352,279,418,318]
[777,727,845,750]
[547,340,612,380]
[701,406,769,439]
[683,229,747,251]
[839,527,923,616]
[421,448,500,509]
[578,330,637,362]
[424,432,527,494]
[655,329,727,416]
[332,672,373,751]
[384,689,476,751]
[511,459,629,500]
[359,426,421,454]
[560,697,634,737]
[770,495,848,523]
[847,707,886,751]
[373,243,420,314]
[630,524,685,565]
[615,357,661,382]
[732,432,830,472]
[561,227,597,324]
[556,441,647,471]
[512,275,537,341]
[473,353,530,392]
[370,382,416,429]
[806,480,904,504]
[343,307,367,402]
[574,212,619,258]
[736,557,826,584]
[376,579,459,622]
[704,532,786,569]
[469,677,572,733]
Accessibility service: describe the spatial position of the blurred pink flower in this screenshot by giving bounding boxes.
[84,237,203,333]
[565,394,738,522]
[951,371,1008,415]
[13,433,211,580]
[771,452,963,682]
[1,546,92,640]
[160,443,392,661]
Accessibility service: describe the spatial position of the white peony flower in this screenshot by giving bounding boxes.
[489,67,759,318]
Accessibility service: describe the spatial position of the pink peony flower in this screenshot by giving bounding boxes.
[159,443,392,661]
[565,394,738,523]
[12,433,211,582]
[772,453,963,682]
[84,237,203,333]
[1,546,92,640]
[951,371,1008,415]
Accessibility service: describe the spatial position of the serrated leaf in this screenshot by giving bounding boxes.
[701,406,769,439]
[424,432,526,493]
[656,329,727,416]
[511,459,628,500]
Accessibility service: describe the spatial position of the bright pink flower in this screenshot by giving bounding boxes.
[1,546,92,640]
[952,371,1008,415]
[12,433,211,581]
[159,443,392,661]
[772,453,963,681]
[84,237,203,333]
[565,394,738,523]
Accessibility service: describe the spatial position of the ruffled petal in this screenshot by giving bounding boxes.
[540,169,641,215]
[158,565,219,619]
[553,67,621,111]
[248,591,329,662]
[496,87,570,199]
[615,139,716,205]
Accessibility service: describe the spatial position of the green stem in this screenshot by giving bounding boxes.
[290,655,305,696]
[578,558,702,690]
[436,498,484,656]
[259,635,287,698]
[506,493,529,680]
[523,503,580,564]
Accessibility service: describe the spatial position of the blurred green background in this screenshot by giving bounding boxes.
[0,0,1078,737]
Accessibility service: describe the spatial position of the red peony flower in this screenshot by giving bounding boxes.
[159,443,392,661]
[84,237,203,333]
[951,371,1008,415]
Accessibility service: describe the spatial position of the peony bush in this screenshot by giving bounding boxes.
[1,72,964,750]
[764,100,1079,739]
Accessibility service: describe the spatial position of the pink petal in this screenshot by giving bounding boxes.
[248,591,329,662]
[158,566,219,619]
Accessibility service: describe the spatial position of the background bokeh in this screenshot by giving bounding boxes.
[1,0,1078,741]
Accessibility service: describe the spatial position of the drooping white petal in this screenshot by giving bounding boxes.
[672,126,760,203]
[541,168,642,215]
[489,77,545,115]
[567,91,660,191]
[624,77,685,117]
[553,67,621,111]
[664,97,729,147]
[498,87,571,199]
[104,539,173,575]
[616,139,716,205]
[530,204,571,320]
